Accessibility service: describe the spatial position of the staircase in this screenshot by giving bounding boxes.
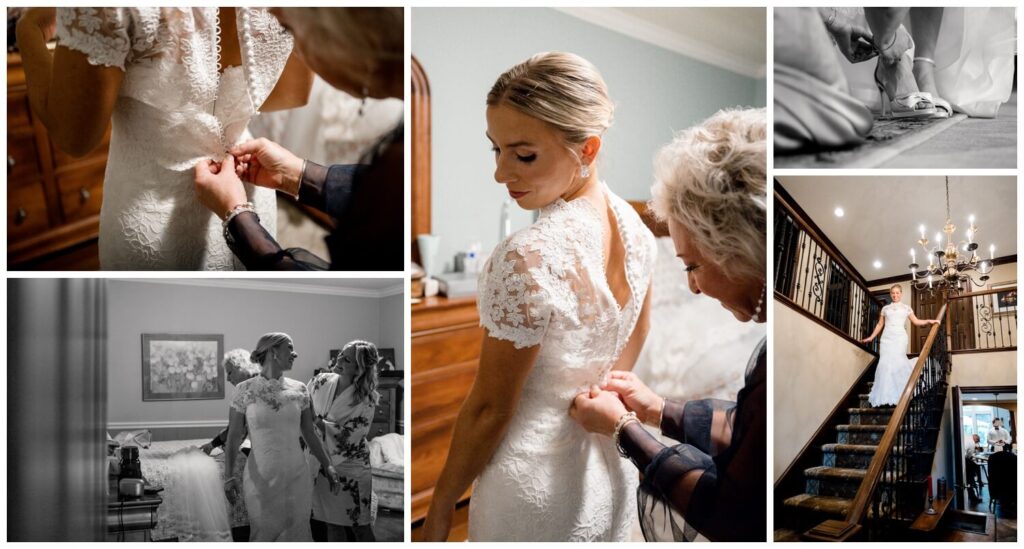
[780,380,892,533]
[777,310,951,542]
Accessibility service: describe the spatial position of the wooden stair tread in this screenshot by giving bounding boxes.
[783,493,853,517]
[804,466,868,480]
[848,407,894,414]
[836,424,886,431]
[821,443,878,454]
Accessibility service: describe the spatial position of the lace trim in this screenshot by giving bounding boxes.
[56,8,132,70]
[231,376,310,413]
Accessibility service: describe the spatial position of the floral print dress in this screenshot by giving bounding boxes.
[308,373,375,526]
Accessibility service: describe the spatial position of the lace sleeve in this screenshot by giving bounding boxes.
[477,240,554,349]
[56,8,133,70]
[229,381,250,414]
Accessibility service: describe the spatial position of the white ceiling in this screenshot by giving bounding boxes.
[558,7,766,78]
[777,176,1017,280]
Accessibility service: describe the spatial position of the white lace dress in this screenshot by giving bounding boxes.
[468,184,657,541]
[55,8,290,270]
[868,302,916,407]
[231,375,313,541]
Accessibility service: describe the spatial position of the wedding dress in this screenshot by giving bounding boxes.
[231,375,314,541]
[55,8,290,269]
[469,184,656,541]
[868,302,916,407]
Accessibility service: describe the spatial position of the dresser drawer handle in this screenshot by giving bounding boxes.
[15,208,27,224]
[79,187,91,203]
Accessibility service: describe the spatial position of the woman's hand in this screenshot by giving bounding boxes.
[324,465,341,495]
[602,371,663,425]
[570,386,628,436]
[228,138,304,196]
[223,477,241,503]
[16,8,57,43]
[194,155,249,220]
[422,503,455,542]
[821,9,875,64]
[859,337,872,344]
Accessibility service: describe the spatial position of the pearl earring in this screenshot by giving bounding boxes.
[580,164,590,178]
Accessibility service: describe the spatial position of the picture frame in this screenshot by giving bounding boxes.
[990,281,1017,315]
[142,334,224,401]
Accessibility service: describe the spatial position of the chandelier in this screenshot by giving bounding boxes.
[908,177,994,292]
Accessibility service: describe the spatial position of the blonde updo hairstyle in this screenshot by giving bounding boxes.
[487,52,614,163]
[650,107,767,282]
[250,332,292,368]
[340,339,381,406]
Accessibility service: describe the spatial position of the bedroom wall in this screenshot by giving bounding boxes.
[774,301,875,481]
[106,280,395,433]
[412,7,765,270]
[379,292,405,371]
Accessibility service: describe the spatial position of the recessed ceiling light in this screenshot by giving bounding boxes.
[873,260,882,269]
[834,207,844,218]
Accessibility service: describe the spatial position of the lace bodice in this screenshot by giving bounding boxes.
[469,185,657,541]
[882,302,911,334]
[56,8,290,269]
[231,375,310,413]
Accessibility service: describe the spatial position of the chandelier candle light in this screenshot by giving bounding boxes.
[909,177,994,292]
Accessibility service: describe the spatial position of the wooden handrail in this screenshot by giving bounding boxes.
[807,304,948,540]
[946,286,1016,299]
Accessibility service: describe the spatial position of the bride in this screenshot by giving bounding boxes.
[860,284,939,406]
[422,52,656,542]
[15,8,311,270]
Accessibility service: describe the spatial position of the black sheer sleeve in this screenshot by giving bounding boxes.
[224,211,330,271]
[622,342,767,542]
[296,161,363,219]
[209,426,228,449]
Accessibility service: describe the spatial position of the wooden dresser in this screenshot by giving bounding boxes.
[7,52,107,269]
[410,295,482,540]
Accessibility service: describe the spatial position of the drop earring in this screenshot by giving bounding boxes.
[358,86,369,117]
[580,164,590,178]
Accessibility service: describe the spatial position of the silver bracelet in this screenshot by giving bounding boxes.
[647,397,666,428]
[612,411,640,457]
[222,202,256,228]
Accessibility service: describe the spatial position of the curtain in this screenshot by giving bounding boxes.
[8,278,107,541]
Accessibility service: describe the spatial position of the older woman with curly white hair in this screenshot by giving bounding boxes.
[570,107,767,542]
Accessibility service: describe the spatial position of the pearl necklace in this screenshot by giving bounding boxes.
[751,281,766,322]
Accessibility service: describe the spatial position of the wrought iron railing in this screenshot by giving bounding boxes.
[805,305,950,541]
[774,188,883,352]
[946,287,1016,352]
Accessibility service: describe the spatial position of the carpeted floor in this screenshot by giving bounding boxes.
[776,92,1016,169]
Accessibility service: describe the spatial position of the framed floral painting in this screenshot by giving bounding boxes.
[142,334,224,401]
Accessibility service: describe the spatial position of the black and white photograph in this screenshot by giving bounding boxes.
[775,7,1016,169]
[8,278,405,542]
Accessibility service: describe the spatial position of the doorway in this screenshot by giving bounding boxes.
[951,386,1017,519]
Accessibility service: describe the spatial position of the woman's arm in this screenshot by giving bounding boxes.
[223,408,247,495]
[422,337,541,541]
[908,310,940,327]
[860,314,885,343]
[16,9,123,157]
[259,51,313,112]
[610,282,652,373]
[299,407,334,470]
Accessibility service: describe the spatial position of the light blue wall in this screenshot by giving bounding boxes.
[413,7,765,270]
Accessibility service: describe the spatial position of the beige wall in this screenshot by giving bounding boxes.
[774,301,875,481]
[930,350,1017,493]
